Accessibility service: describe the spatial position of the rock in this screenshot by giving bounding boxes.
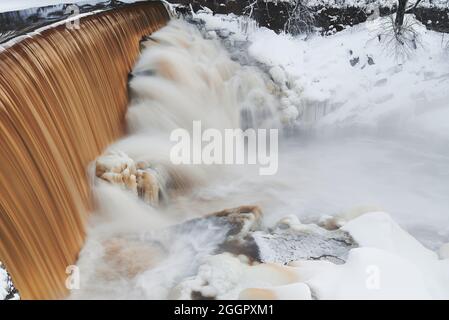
[95,151,162,206]
[85,204,357,299]
[136,169,160,206]
[175,206,356,265]
[0,262,19,300]
[172,212,448,300]
[207,205,263,241]
[250,219,357,265]
[172,205,263,259]
[122,205,359,300]
[95,151,137,192]
[269,66,288,89]
[174,205,262,239]
[350,56,359,67]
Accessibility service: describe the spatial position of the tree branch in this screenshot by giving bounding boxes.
[405,0,423,14]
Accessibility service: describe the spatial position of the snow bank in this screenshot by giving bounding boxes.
[341,212,449,298]
[293,212,449,299]
[296,212,449,299]
[197,12,449,140]
[303,247,434,299]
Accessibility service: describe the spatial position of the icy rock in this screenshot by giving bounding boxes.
[166,208,360,299]
[176,207,356,265]
[172,205,264,259]
[0,262,19,300]
[280,105,299,125]
[269,66,288,88]
[349,56,359,66]
[208,205,263,240]
[96,151,137,192]
[171,211,449,300]
[136,168,160,206]
[169,252,305,300]
[95,151,162,206]
[250,220,357,265]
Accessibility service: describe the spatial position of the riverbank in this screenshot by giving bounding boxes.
[170,0,449,34]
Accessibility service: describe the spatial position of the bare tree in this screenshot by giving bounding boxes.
[284,0,315,35]
[406,0,424,13]
[243,0,258,18]
[395,0,408,30]
[378,0,425,61]
[395,0,424,31]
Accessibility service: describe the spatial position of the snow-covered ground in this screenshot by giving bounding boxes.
[306,0,449,9]
[184,11,449,299]
[197,12,449,140]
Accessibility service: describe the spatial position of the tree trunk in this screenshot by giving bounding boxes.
[395,0,408,29]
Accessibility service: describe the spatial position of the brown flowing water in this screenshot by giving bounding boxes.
[0,2,169,299]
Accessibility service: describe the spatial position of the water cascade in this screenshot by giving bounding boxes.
[0,2,169,299]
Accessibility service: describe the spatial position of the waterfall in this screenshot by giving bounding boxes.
[69,19,284,299]
[0,2,169,299]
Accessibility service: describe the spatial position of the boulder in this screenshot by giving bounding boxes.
[95,151,162,206]
[173,205,356,265]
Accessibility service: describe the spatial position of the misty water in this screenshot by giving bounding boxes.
[162,133,449,246]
